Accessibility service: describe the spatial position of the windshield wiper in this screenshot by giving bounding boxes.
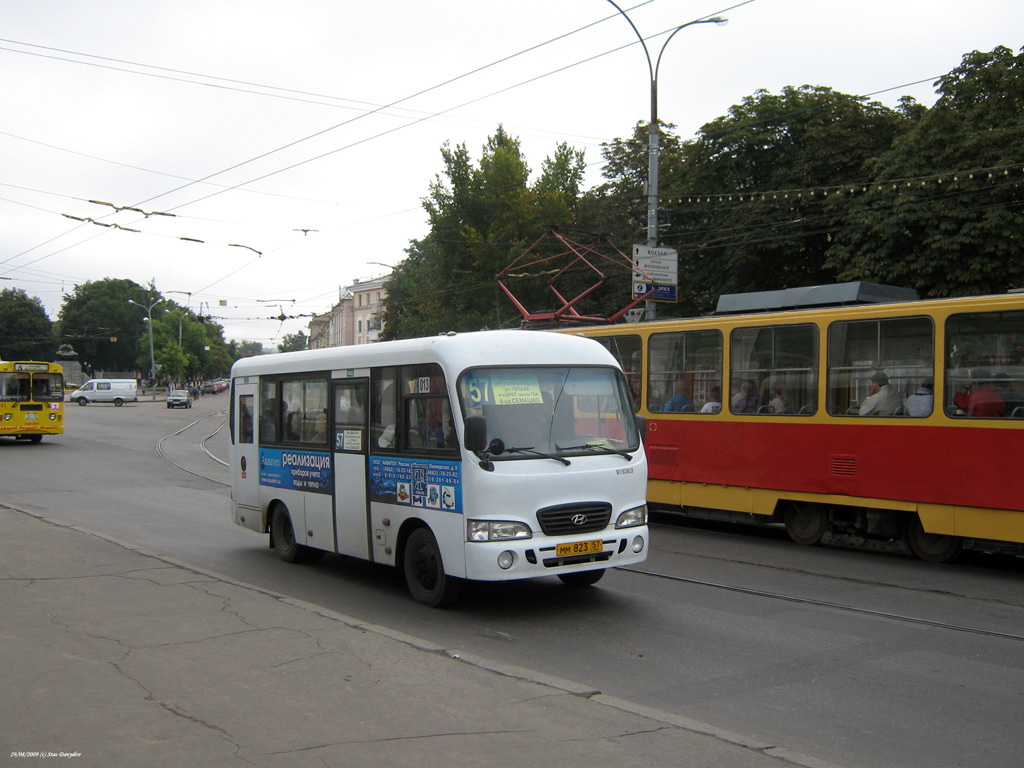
[479,438,570,466]
[557,440,633,461]
[503,445,571,466]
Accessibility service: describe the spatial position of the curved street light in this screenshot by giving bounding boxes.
[128,298,160,401]
[605,2,727,318]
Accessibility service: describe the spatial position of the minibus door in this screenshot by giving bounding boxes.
[232,380,261,530]
[332,379,370,560]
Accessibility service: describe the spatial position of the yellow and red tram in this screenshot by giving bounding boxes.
[563,288,1024,562]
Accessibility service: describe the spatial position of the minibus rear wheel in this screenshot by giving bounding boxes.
[271,505,318,564]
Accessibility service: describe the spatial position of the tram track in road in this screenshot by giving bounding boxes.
[155,409,231,486]
[619,563,1024,642]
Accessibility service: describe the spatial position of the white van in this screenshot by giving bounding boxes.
[69,379,139,406]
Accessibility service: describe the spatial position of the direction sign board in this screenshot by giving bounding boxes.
[632,245,678,303]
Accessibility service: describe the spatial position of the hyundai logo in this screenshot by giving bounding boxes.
[571,514,588,526]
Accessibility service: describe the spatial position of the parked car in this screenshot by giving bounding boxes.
[201,382,216,394]
[166,389,192,409]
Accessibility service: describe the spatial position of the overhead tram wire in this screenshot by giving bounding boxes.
[1,1,669,278]
[150,2,749,215]
[118,1,672,214]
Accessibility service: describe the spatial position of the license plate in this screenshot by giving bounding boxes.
[557,539,604,557]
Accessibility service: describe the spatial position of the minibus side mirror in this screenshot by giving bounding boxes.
[634,413,647,443]
[464,415,488,452]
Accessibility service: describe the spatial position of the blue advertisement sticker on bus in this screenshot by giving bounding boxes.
[259,448,332,494]
[369,455,462,514]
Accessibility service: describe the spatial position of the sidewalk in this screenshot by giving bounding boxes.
[0,505,836,768]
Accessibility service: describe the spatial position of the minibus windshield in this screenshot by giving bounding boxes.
[459,366,640,459]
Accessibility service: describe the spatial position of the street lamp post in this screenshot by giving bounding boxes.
[128,298,160,401]
[605,3,726,319]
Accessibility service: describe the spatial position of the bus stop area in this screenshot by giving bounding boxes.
[1,504,832,768]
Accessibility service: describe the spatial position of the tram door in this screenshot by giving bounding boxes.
[332,378,370,560]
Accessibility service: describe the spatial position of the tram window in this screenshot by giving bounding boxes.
[827,317,933,416]
[730,324,817,415]
[648,329,722,413]
[591,334,642,410]
[946,310,1024,418]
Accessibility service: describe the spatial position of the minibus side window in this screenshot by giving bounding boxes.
[401,363,456,453]
[371,367,399,450]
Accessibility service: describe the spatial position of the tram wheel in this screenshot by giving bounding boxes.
[558,569,605,587]
[784,502,829,546]
[904,516,962,563]
[403,527,462,607]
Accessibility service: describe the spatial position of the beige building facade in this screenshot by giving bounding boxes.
[308,276,388,349]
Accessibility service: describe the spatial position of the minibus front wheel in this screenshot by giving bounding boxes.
[403,526,462,607]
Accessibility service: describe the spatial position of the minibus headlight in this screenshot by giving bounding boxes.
[467,520,532,542]
[615,504,648,529]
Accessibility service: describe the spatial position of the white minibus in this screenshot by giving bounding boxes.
[69,379,139,406]
[229,330,649,606]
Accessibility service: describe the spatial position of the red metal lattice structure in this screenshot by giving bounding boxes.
[497,228,655,328]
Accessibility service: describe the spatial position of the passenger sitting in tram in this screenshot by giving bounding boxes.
[732,380,761,414]
[953,368,1005,417]
[858,371,903,416]
[993,372,1024,416]
[662,380,694,412]
[700,386,722,413]
[767,387,788,414]
[905,380,934,417]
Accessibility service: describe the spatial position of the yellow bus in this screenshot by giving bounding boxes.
[0,361,65,443]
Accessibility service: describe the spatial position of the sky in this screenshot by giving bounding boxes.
[3,0,1022,347]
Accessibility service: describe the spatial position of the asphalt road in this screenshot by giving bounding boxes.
[3,393,1022,768]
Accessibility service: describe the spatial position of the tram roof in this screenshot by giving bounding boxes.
[715,282,919,315]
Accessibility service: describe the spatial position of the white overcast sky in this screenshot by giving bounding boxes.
[2,0,1021,346]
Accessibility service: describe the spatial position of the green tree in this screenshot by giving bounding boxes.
[277,331,308,353]
[156,341,189,382]
[59,279,155,373]
[231,340,265,358]
[825,46,1024,296]
[383,127,589,339]
[662,86,909,315]
[0,288,56,361]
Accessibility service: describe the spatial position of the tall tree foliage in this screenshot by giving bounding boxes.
[662,86,911,315]
[825,46,1024,296]
[382,127,587,339]
[0,288,56,361]
[58,278,154,373]
[58,278,236,377]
